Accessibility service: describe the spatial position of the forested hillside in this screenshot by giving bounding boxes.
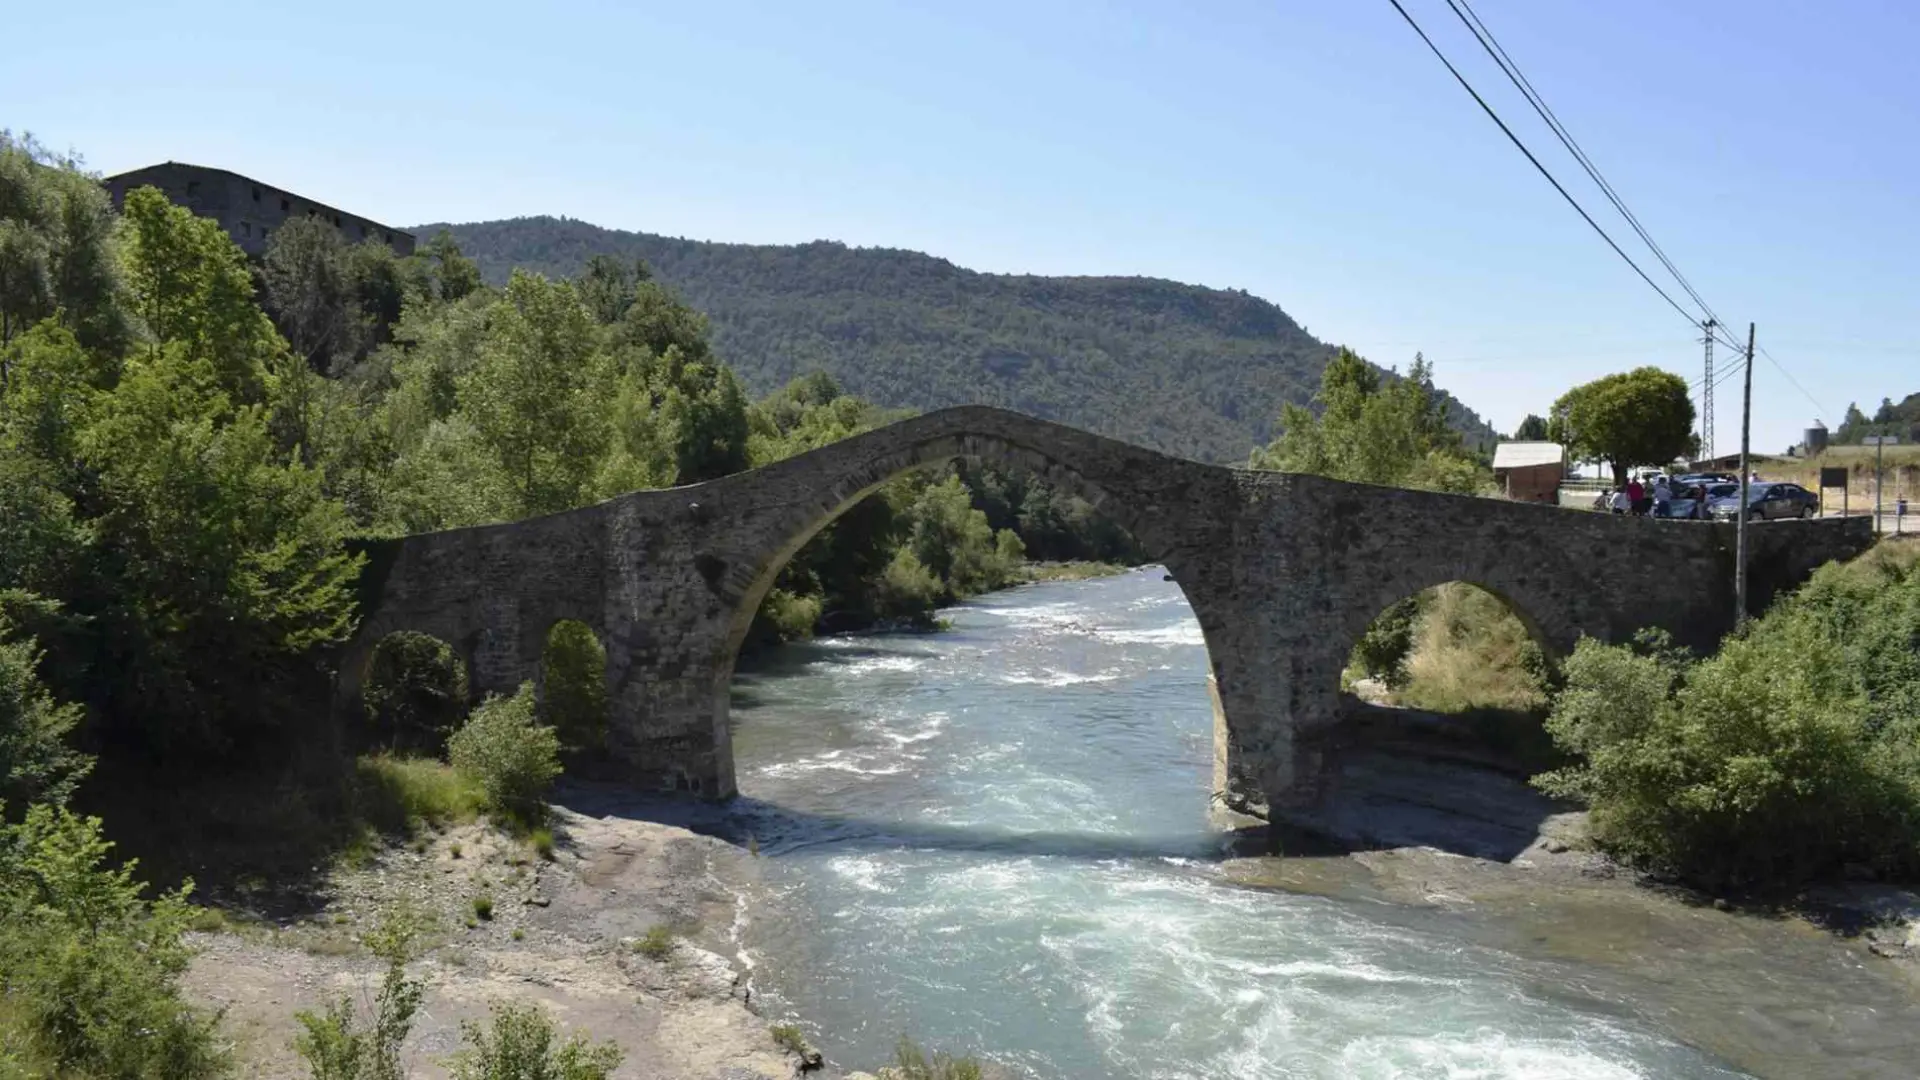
[418,216,1497,461]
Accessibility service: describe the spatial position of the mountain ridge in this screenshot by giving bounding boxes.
[416,214,1498,462]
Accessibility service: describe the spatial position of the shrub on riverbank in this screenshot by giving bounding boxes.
[448,1002,623,1080]
[448,684,562,828]
[1536,542,1920,889]
[0,804,228,1078]
[887,1037,986,1080]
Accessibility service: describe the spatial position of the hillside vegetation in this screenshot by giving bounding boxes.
[417,216,1497,462]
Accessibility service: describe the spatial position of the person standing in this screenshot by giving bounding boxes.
[1653,476,1672,517]
[1626,476,1646,516]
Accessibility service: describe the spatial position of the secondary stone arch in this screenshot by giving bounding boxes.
[1334,554,1584,662]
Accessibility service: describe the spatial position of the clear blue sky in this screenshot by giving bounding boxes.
[9,0,1915,454]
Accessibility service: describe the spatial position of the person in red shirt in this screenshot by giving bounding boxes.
[1625,477,1646,515]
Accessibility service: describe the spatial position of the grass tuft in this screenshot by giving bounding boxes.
[529,828,555,861]
[472,894,494,921]
[1395,583,1548,715]
[355,753,487,834]
[632,925,674,960]
[892,1036,986,1080]
[769,1023,808,1054]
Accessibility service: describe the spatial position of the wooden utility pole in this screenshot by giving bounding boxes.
[1735,322,1756,627]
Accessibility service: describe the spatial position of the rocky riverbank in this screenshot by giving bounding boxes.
[1217,713,1920,1078]
[181,789,818,1078]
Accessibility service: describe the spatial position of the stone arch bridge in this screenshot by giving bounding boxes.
[341,407,1871,819]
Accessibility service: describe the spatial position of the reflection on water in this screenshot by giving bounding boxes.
[722,569,1918,1079]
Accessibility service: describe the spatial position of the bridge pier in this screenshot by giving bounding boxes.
[604,660,736,797]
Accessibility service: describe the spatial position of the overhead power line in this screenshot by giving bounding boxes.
[1444,0,1732,337]
[1383,0,1715,337]
[1757,345,1829,417]
[1391,0,1826,424]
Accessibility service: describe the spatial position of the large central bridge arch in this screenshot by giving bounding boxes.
[338,407,1875,823]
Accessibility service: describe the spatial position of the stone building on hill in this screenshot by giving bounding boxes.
[103,162,415,260]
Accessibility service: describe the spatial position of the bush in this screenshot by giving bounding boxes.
[1348,595,1422,689]
[890,1036,985,1080]
[769,1023,808,1054]
[530,828,556,861]
[354,753,486,833]
[0,804,228,1077]
[448,683,562,826]
[291,911,427,1080]
[448,1002,622,1080]
[363,631,469,754]
[0,604,92,810]
[632,925,673,960]
[875,548,942,618]
[1536,545,1920,888]
[759,588,824,643]
[539,621,607,755]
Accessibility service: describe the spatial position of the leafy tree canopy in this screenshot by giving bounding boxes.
[1548,366,1694,483]
[1249,349,1489,494]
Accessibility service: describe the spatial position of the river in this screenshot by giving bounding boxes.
[721,568,1919,1079]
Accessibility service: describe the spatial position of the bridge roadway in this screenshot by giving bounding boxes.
[340,407,1874,821]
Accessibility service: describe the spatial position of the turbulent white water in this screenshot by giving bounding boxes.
[722,569,1897,1079]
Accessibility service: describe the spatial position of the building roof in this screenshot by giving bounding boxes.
[104,161,414,242]
[1492,441,1565,470]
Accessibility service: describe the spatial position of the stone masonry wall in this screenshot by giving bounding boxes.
[340,407,1875,819]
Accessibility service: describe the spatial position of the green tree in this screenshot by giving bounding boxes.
[79,341,364,756]
[262,217,360,372]
[459,271,608,517]
[448,683,562,825]
[1251,349,1484,494]
[540,621,608,756]
[118,185,279,401]
[347,240,411,354]
[362,631,470,754]
[1548,367,1694,484]
[0,133,128,355]
[0,607,91,811]
[659,353,750,483]
[1514,413,1549,441]
[424,230,483,304]
[576,254,651,326]
[1835,402,1871,444]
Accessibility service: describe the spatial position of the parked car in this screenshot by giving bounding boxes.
[1707,481,1820,521]
[1657,482,1738,520]
[1675,471,1738,487]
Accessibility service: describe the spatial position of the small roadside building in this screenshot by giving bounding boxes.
[1492,441,1565,504]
